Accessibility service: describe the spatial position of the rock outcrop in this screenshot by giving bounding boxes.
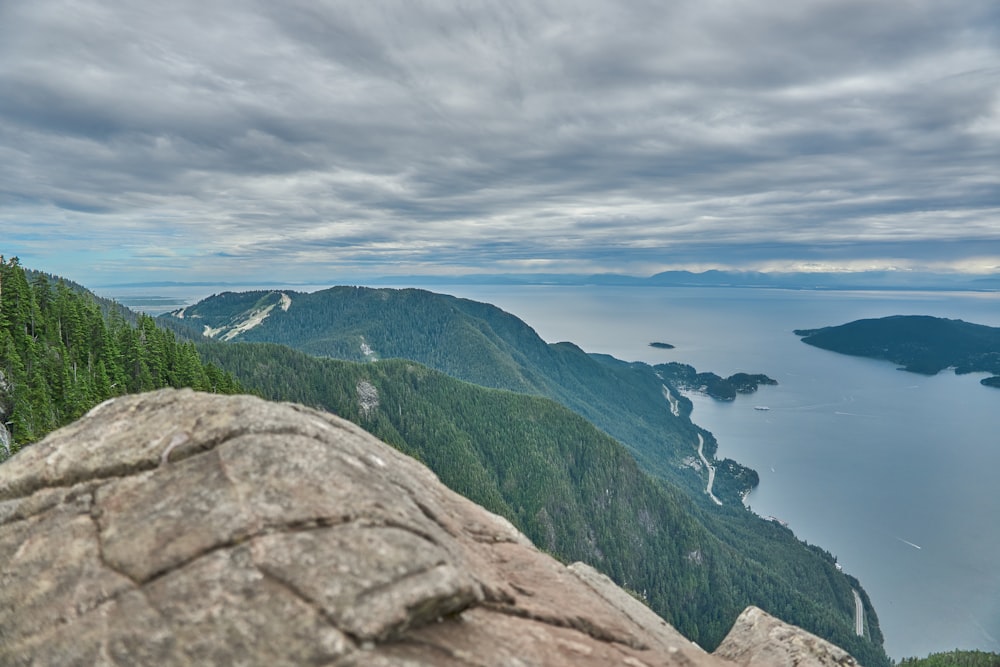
[0,369,12,459]
[0,389,860,666]
[717,606,860,666]
[0,422,10,460]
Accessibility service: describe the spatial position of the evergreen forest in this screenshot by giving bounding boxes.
[897,650,1000,667]
[0,256,240,459]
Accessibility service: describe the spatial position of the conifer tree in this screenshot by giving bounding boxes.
[0,257,241,460]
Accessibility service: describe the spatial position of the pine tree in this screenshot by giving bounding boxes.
[0,259,241,454]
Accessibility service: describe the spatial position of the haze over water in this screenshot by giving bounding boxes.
[111,283,1000,659]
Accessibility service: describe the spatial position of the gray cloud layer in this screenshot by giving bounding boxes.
[2,0,998,282]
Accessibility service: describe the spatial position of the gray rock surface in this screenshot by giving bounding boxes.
[0,389,863,666]
[0,369,12,459]
[715,606,861,666]
[0,422,9,460]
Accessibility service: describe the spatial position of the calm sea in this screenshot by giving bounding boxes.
[106,283,1000,660]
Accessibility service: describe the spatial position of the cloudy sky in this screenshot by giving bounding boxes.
[2,0,999,285]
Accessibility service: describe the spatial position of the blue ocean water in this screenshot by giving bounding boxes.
[109,282,1000,659]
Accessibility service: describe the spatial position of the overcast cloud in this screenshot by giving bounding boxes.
[1,0,998,283]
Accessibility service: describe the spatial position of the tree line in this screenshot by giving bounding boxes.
[897,650,1000,667]
[0,256,239,458]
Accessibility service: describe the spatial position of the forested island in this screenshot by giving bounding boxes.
[656,361,778,401]
[649,341,675,349]
[795,315,1000,388]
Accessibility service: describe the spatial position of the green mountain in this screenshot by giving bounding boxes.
[796,315,1000,386]
[164,286,889,664]
[0,257,241,459]
[163,287,757,502]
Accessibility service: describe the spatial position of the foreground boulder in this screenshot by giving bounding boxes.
[0,389,859,666]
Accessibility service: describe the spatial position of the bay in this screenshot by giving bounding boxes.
[104,282,1000,659]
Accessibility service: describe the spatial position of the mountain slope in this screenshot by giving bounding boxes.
[197,340,888,663]
[897,650,1000,666]
[164,286,752,501]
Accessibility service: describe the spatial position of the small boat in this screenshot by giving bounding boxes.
[754,406,770,411]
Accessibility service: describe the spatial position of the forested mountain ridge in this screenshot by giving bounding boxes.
[164,286,759,502]
[196,340,888,663]
[0,256,241,459]
[796,315,1000,387]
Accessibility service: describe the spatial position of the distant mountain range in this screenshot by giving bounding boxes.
[102,269,1000,292]
[368,270,1000,291]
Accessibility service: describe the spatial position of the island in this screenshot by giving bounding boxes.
[795,315,1000,388]
[649,341,675,349]
[656,362,777,401]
